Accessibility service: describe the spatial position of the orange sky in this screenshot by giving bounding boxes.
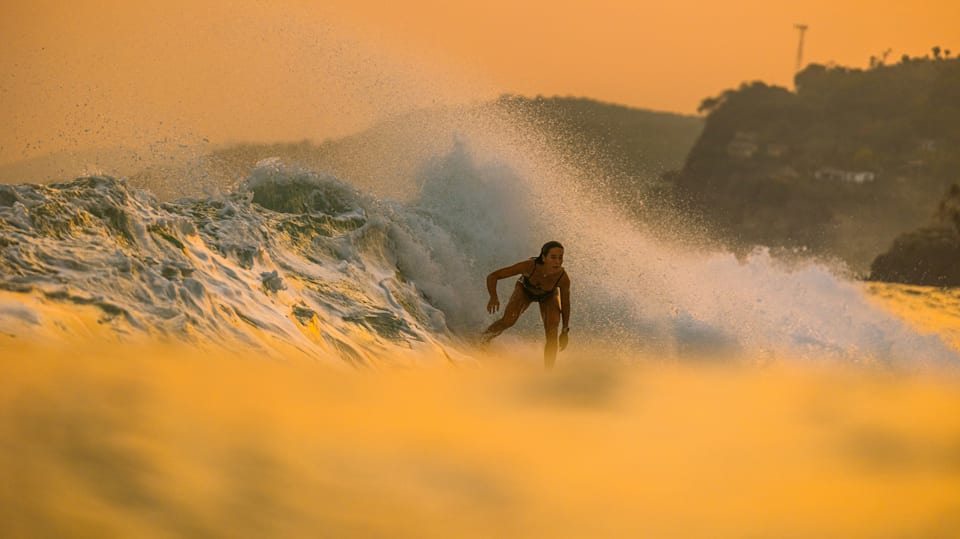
[1,0,958,165]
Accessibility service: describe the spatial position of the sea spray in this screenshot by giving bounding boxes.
[1,127,958,367]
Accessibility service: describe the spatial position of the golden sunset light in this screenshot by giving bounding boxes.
[2,0,957,164]
[2,1,960,537]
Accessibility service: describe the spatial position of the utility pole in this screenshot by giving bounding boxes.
[794,24,809,74]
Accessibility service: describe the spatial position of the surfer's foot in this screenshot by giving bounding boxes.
[479,331,496,346]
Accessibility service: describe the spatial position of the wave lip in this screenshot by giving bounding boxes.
[0,170,462,367]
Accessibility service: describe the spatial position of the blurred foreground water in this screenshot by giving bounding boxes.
[2,328,960,538]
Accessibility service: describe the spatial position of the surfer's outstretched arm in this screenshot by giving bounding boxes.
[485,259,535,313]
[482,259,536,343]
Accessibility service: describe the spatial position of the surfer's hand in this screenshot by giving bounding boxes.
[559,327,569,351]
[487,297,500,314]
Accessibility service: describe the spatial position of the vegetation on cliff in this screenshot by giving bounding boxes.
[673,53,960,272]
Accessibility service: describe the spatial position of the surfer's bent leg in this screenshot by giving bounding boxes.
[482,281,532,342]
[540,292,562,368]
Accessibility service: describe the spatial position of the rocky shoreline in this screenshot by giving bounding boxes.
[870,184,960,286]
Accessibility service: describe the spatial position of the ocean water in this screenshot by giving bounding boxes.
[1,128,957,368]
[2,111,960,537]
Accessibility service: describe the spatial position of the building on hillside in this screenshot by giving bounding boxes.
[765,143,789,158]
[919,139,938,153]
[770,166,800,181]
[814,167,876,184]
[726,131,758,159]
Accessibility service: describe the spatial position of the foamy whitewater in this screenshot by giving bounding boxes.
[1,131,956,369]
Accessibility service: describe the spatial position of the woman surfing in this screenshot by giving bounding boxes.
[482,241,571,368]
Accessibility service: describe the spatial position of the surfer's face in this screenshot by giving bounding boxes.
[543,247,564,271]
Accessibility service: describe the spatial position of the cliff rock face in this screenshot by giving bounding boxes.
[870,226,960,286]
[672,57,960,273]
[870,184,960,286]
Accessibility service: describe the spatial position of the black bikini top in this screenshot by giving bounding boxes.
[519,259,564,299]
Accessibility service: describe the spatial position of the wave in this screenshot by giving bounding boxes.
[1,137,957,369]
[0,167,453,367]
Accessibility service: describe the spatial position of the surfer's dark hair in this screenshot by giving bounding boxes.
[536,241,564,263]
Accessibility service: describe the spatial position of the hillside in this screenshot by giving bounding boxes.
[0,97,703,210]
[495,96,702,177]
[157,96,703,205]
[672,54,960,273]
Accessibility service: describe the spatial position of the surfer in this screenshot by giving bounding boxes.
[482,241,570,368]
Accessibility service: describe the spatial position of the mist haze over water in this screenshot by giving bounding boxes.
[2,122,954,367]
[0,0,498,177]
[3,2,960,536]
